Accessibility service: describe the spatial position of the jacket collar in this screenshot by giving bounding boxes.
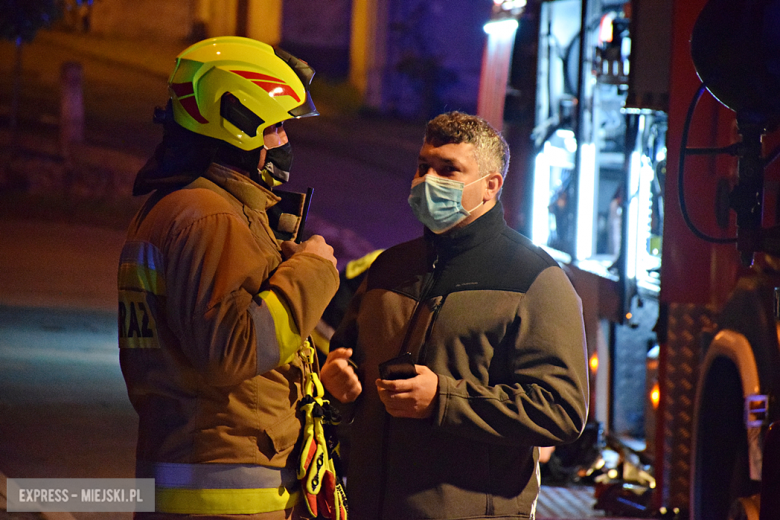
[425,202,506,259]
[201,163,280,212]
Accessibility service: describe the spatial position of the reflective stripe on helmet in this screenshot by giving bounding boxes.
[231,70,302,103]
[170,82,209,124]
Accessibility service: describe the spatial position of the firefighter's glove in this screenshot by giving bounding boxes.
[298,384,343,517]
[298,345,347,519]
[299,396,326,508]
[299,398,348,519]
[316,453,347,520]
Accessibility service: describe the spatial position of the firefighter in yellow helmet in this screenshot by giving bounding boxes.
[118,37,341,519]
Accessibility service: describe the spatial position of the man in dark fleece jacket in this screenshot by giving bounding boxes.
[321,111,589,520]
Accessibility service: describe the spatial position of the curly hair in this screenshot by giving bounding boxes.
[424,111,510,178]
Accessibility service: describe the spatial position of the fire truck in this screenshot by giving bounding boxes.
[478,0,780,518]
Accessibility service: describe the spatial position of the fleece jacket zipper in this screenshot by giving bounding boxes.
[377,252,440,519]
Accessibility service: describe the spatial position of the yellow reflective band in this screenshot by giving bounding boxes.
[258,290,302,365]
[156,487,299,515]
[118,242,167,295]
[118,263,166,295]
[118,291,161,349]
[345,249,384,280]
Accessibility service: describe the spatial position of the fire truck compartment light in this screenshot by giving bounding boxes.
[483,19,519,36]
[589,353,599,373]
[650,382,660,410]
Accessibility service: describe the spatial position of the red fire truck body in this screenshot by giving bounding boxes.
[480,1,780,518]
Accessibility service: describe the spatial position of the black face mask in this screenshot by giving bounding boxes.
[261,142,293,184]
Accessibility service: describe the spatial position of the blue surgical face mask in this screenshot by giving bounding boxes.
[408,175,484,234]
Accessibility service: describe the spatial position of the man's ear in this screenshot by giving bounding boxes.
[485,172,504,201]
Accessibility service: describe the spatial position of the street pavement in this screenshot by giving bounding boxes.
[0,28,637,520]
[0,220,134,520]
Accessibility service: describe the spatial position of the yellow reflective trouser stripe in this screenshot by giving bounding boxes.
[156,487,299,515]
[257,290,302,366]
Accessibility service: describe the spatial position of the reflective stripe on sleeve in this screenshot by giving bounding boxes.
[118,241,165,349]
[118,241,166,295]
[253,290,302,373]
[118,292,160,349]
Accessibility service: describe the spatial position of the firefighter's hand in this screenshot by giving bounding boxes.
[281,235,337,269]
[376,365,439,419]
[321,348,362,403]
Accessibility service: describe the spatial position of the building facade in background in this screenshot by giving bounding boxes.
[86,0,493,120]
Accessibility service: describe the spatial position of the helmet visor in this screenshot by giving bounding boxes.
[274,47,318,118]
[289,95,319,118]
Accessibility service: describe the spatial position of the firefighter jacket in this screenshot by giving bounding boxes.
[330,203,589,520]
[118,162,339,517]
